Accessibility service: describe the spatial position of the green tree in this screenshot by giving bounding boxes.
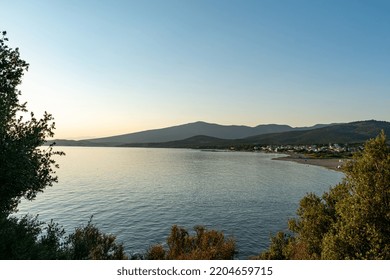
[0,31,63,215]
[258,131,390,259]
[0,214,67,259]
[256,231,292,260]
[0,31,127,260]
[321,131,390,259]
[0,214,128,260]
[147,225,236,260]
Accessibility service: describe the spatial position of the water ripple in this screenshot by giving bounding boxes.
[16,147,343,259]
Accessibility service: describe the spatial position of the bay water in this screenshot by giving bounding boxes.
[17,147,343,259]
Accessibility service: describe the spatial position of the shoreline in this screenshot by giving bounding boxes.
[273,153,346,172]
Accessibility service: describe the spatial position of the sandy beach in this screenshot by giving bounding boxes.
[273,154,347,172]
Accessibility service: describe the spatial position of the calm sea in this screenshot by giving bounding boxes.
[17,147,343,259]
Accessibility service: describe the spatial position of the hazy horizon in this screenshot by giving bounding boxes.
[3,0,390,139]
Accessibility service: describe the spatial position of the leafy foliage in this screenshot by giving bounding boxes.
[147,225,236,260]
[256,232,292,260]
[321,131,390,259]
[0,31,127,260]
[0,214,66,259]
[0,31,64,215]
[0,215,127,260]
[65,218,127,260]
[257,131,390,259]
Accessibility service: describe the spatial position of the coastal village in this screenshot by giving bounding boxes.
[229,142,362,156]
[227,143,365,171]
[253,143,363,155]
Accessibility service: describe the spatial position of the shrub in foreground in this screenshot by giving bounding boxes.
[0,215,127,260]
[147,225,236,260]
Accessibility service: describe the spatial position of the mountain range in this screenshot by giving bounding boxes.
[50,120,390,148]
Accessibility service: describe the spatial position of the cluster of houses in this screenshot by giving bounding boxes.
[252,143,363,154]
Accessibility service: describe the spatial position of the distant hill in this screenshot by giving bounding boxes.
[82,121,296,144]
[120,120,390,148]
[51,121,328,146]
[244,120,390,145]
[49,120,389,148]
[48,139,112,147]
[119,135,233,149]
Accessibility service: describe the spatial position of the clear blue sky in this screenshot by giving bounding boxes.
[3,0,390,139]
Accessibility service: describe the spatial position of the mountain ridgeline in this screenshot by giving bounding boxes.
[51,120,390,148]
[84,121,303,144]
